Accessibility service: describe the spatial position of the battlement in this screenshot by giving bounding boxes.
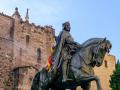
[20,21,55,34]
[0,8,55,38]
[0,12,13,20]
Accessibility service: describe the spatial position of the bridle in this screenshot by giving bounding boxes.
[91,41,107,67]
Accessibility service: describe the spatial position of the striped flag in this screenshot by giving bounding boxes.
[47,36,56,71]
[47,56,52,71]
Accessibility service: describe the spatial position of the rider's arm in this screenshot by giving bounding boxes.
[65,33,81,49]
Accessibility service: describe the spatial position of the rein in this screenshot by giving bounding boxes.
[90,44,101,66]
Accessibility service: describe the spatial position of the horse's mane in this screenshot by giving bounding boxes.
[81,38,105,48]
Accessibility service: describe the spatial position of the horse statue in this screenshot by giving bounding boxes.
[31,38,112,90]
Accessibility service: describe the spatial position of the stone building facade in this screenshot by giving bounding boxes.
[0,8,55,90]
[90,54,115,90]
[0,8,116,90]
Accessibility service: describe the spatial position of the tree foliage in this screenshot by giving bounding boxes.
[110,60,120,90]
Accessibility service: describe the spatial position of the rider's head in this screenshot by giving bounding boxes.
[62,21,71,32]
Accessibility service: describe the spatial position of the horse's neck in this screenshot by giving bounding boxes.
[79,46,92,64]
[70,47,94,76]
[70,46,92,69]
[80,47,95,75]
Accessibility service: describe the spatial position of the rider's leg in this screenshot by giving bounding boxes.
[62,60,68,82]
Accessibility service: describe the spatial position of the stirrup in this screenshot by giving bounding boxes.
[66,78,73,81]
[62,78,73,82]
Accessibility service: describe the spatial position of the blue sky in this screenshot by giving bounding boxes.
[0,0,120,61]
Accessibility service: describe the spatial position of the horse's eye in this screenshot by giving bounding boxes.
[102,45,106,49]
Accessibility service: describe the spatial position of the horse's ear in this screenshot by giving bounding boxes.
[99,38,106,45]
[103,37,106,41]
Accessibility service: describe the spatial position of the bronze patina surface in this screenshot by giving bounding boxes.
[31,22,112,90]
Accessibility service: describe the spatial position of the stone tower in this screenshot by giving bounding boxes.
[0,8,55,90]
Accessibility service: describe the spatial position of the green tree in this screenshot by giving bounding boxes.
[110,60,120,90]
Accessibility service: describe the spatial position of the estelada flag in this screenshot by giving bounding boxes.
[47,37,56,71]
[47,56,52,71]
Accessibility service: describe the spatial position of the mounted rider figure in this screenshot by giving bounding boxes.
[50,21,81,82]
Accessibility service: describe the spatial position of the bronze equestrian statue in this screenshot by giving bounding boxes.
[31,22,112,90]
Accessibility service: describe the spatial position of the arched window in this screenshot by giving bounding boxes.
[13,69,19,89]
[37,48,41,63]
[26,35,30,45]
[104,60,108,68]
[10,27,14,39]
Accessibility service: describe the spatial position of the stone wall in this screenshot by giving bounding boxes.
[0,37,13,90]
[0,13,14,40]
[0,14,14,90]
[0,10,55,90]
[12,66,37,90]
[0,55,13,90]
[13,21,55,68]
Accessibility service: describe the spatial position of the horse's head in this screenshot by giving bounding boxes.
[92,38,112,67]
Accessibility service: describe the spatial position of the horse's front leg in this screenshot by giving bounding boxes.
[94,76,102,90]
[78,75,102,90]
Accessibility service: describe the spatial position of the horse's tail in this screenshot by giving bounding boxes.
[31,71,40,90]
[31,68,49,90]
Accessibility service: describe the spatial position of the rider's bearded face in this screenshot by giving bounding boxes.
[65,24,70,31]
[63,22,71,32]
